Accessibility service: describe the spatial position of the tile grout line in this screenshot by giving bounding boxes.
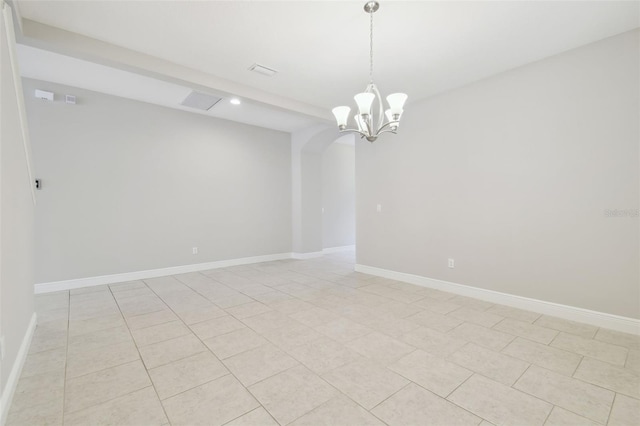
[141,278,279,425]
[108,282,173,425]
[61,290,71,425]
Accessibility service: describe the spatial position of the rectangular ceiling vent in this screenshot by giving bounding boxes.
[248,63,278,77]
[181,91,221,111]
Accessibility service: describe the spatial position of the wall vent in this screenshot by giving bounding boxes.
[65,95,76,104]
[180,91,221,110]
[248,63,278,77]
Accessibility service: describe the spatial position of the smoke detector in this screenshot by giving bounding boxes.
[248,63,278,77]
[181,91,221,111]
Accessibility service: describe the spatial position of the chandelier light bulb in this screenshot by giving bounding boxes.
[386,93,408,117]
[332,106,351,129]
[354,93,375,116]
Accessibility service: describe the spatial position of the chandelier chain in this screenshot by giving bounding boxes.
[369,7,374,83]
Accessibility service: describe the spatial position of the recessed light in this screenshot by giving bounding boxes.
[230,98,241,105]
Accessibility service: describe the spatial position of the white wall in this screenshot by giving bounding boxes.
[24,79,292,284]
[357,30,639,319]
[0,1,35,419]
[322,140,355,249]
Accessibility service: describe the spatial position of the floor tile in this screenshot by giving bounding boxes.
[66,340,140,378]
[346,332,416,365]
[67,324,132,352]
[68,313,126,337]
[513,365,614,423]
[203,327,268,359]
[261,322,323,351]
[124,309,178,330]
[314,318,373,343]
[131,320,191,346]
[29,327,67,354]
[290,396,385,426]
[64,360,151,414]
[223,343,299,386]
[449,342,529,386]
[290,307,339,327]
[189,315,245,340]
[502,337,581,376]
[225,407,278,426]
[287,336,361,374]
[373,382,481,426]
[400,326,467,358]
[110,280,147,292]
[406,310,464,332]
[448,323,515,351]
[608,394,640,426]
[485,304,541,323]
[225,301,272,319]
[173,304,227,325]
[6,398,63,426]
[148,351,229,399]
[9,370,64,413]
[389,349,472,397]
[139,333,207,369]
[413,296,461,314]
[63,386,168,426]
[448,295,494,311]
[493,317,558,344]
[448,306,504,328]
[543,406,599,426]
[573,357,640,398]
[534,315,598,339]
[627,349,640,372]
[20,348,67,378]
[448,374,552,426]
[240,310,293,334]
[550,332,627,366]
[249,365,337,425]
[162,374,259,426]
[321,359,409,409]
[594,328,640,351]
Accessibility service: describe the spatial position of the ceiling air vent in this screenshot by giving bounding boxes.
[180,91,221,111]
[248,63,278,77]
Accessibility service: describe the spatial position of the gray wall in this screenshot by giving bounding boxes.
[1,2,35,400]
[24,79,292,283]
[356,30,639,319]
[322,141,355,248]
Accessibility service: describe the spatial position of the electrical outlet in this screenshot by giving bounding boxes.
[448,258,455,268]
[192,247,198,255]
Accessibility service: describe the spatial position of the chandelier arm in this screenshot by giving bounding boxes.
[337,128,370,139]
[376,120,399,132]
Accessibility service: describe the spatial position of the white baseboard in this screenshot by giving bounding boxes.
[34,252,293,294]
[355,264,640,335]
[0,313,37,426]
[291,251,324,260]
[322,245,355,254]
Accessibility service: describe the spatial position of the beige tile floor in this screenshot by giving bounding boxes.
[7,250,640,426]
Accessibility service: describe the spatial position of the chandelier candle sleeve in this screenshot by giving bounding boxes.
[330,1,407,143]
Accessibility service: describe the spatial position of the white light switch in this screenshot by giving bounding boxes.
[376,204,382,212]
[448,258,455,268]
[192,247,198,255]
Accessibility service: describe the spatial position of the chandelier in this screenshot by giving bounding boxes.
[331,1,407,143]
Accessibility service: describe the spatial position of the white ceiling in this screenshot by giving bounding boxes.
[17,44,320,132]
[17,1,640,113]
